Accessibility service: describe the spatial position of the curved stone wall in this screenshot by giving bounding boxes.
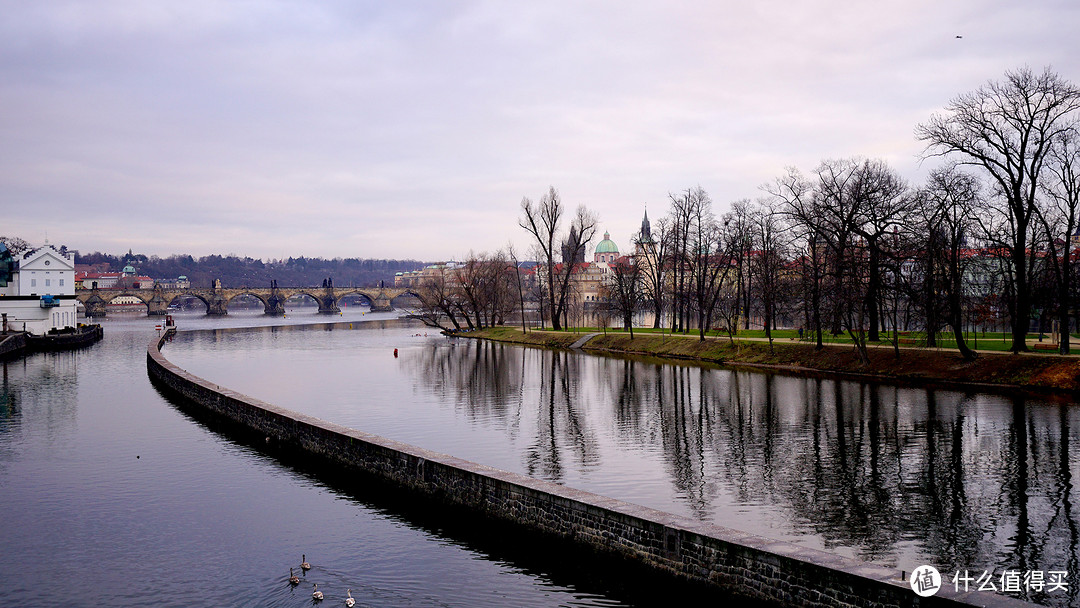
[146,328,1029,608]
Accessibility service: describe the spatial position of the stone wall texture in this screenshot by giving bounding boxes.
[147,329,1033,608]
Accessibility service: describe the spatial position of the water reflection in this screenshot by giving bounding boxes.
[163,323,1080,606]
[0,353,80,446]
[405,342,1080,603]
[1,317,656,608]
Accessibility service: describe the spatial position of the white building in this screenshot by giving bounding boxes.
[0,244,79,335]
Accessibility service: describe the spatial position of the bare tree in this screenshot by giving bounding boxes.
[605,257,642,338]
[519,188,597,331]
[849,159,911,342]
[675,187,736,341]
[770,159,873,362]
[666,188,698,332]
[916,166,981,360]
[507,243,528,333]
[520,187,563,329]
[726,200,755,331]
[768,168,825,349]
[637,215,670,329]
[414,265,464,332]
[0,236,31,256]
[1037,124,1080,353]
[917,66,1080,352]
[748,199,789,351]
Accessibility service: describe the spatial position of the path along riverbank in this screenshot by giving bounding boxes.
[463,327,1080,397]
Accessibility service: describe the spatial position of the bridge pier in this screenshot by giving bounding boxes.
[146,287,170,316]
[206,295,229,316]
[317,293,340,314]
[264,294,286,316]
[370,294,393,312]
[84,293,107,317]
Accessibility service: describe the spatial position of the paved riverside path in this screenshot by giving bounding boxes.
[568,333,602,349]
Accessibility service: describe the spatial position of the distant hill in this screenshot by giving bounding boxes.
[76,251,427,288]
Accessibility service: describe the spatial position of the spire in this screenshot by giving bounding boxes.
[639,206,653,244]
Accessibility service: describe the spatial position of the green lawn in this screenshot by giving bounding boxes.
[529,326,1074,353]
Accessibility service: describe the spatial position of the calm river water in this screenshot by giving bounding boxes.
[4,310,1080,606]
[0,310,652,608]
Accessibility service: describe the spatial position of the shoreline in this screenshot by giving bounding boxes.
[462,327,1080,399]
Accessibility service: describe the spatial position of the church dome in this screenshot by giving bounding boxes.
[595,232,619,255]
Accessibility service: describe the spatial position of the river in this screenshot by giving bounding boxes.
[3,310,1079,606]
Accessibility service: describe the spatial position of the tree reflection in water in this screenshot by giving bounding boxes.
[408,341,1080,605]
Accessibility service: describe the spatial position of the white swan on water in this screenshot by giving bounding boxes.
[312,583,324,601]
[301,554,311,571]
[345,588,355,607]
[289,568,300,586]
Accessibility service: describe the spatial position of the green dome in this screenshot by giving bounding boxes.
[595,232,619,254]
[122,265,136,274]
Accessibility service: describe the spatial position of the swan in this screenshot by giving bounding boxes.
[312,583,324,601]
[301,554,311,571]
[345,588,355,607]
[289,568,300,586]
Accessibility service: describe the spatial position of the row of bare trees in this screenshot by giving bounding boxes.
[423,67,1080,360]
[411,252,523,333]
[643,67,1080,358]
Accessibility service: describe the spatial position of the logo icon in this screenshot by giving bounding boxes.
[910,565,941,597]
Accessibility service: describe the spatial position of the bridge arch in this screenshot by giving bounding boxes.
[393,289,424,300]
[165,293,212,314]
[100,292,151,306]
[275,291,324,314]
[288,291,323,305]
[335,290,375,309]
[226,292,270,310]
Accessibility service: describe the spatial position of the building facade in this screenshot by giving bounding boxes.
[0,244,79,334]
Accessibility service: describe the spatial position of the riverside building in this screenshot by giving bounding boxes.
[0,244,79,334]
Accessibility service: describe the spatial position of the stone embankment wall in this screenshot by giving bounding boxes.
[146,328,1030,608]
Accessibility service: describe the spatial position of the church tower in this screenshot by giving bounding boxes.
[638,208,653,245]
[634,207,655,257]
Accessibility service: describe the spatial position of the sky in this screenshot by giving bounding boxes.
[2,1,1078,263]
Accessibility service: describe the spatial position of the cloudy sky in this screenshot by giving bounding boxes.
[3,1,1078,262]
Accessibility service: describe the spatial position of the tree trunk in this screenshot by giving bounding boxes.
[866,244,880,342]
[1060,250,1072,354]
[1011,231,1030,352]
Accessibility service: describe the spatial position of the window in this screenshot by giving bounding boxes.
[59,279,65,286]
[45,279,51,287]
[31,278,36,287]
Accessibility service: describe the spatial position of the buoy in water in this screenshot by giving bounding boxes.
[394,348,398,357]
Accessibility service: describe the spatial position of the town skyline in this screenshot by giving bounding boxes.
[3,2,1079,261]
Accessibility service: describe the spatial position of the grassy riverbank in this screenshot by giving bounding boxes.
[464,327,1080,395]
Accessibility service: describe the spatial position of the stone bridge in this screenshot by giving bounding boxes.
[75,284,421,317]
